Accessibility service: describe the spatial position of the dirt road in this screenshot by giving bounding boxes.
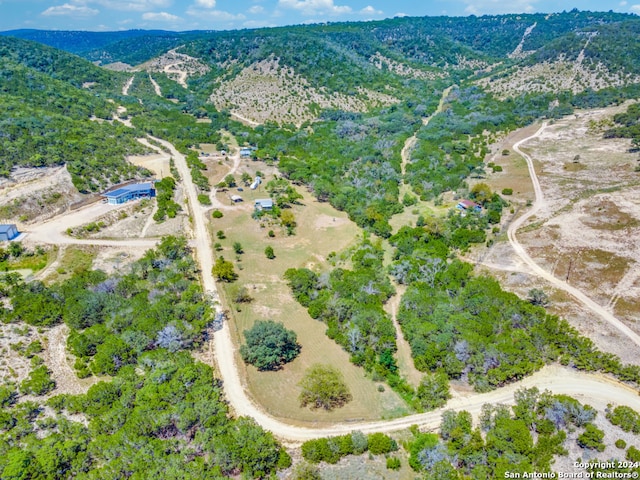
[122,76,134,96]
[157,130,640,442]
[510,124,640,347]
[399,85,453,178]
[25,201,157,248]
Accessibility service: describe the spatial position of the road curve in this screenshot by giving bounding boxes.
[161,131,640,442]
[510,124,640,347]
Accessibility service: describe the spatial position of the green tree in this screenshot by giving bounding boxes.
[233,242,243,254]
[224,174,236,187]
[470,182,493,205]
[298,364,352,410]
[416,371,451,410]
[240,320,301,371]
[212,256,237,282]
[20,365,55,396]
[265,246,275,259]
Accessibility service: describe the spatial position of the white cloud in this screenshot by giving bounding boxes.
[631,4,640,13]
[42,3,99,17]
[186,7,246,21]
[249,5,264,14]
[142,11,181,21]
[620,1,628,5]
[73,0,172,12]
[463,0,537,15]
[360,5,382,15]
[194,0,216,7]
[393,12,407,17]
[277,0,352,16]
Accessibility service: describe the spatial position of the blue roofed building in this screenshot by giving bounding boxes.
[102,183,156,205]
[0,224,19,241]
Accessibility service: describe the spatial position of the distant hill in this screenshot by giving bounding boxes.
[0,29,175,55]
[0,36,150,192]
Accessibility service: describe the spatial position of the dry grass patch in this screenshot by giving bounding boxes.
[213,187,409,423]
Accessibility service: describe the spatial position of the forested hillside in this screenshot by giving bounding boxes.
[0,37,151,192]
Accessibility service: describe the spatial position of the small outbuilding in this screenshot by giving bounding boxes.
[0,224,19,241]
[231,195,243,203]
[102,183,156,205]
[456,199,481,212]
[240,147,252,158]
[255,199,273,211]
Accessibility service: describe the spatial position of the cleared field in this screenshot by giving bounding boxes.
[212,182,410,423]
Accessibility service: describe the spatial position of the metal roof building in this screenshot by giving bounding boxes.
[102,183,156,205]
[0,224,19,241]
[254,199,273,211]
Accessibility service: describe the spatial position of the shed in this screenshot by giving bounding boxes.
[102,183,156,205]
[255,199,273,211]
[250,176,262,190]
[231,195,243,203]
[0,224,19,241]
[240,148,252,158]
[456,199,481,212]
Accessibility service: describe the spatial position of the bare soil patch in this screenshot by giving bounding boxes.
[128,152,171,178]
[0,166,83,224]
[477,103,640,364]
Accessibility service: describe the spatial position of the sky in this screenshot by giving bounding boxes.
[0,0,637,32]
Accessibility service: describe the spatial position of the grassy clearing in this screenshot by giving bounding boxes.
[213,185,409,423]
[44,246,98,283]
[0,248,53,273]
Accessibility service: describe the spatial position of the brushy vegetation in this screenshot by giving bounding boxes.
[0,236,290,478]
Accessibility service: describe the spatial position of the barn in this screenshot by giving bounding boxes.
[0,224,19,241]
[254,199,273,211]
[102,183,156,205]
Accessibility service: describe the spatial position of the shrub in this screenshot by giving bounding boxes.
[577,424,605,451]
[233,242,244,254]
[627,446,640,462]
[367,432,396,455]
[197,194,211,205]
[212,210,223,218]
[216,230,226,239]
[386,457,401,470]
[265,246,275,259]
[501,188,513,195]
[616,439,627,449]
[606,405,640,433]
[20,366,55,396]
[298,364,352,410]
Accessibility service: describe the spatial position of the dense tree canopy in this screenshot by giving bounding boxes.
[240,320,301,371]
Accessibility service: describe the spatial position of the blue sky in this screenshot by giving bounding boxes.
[0,0,637,32]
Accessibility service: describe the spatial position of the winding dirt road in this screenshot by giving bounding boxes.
[510,124,640,347]
[162,125,640,441]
